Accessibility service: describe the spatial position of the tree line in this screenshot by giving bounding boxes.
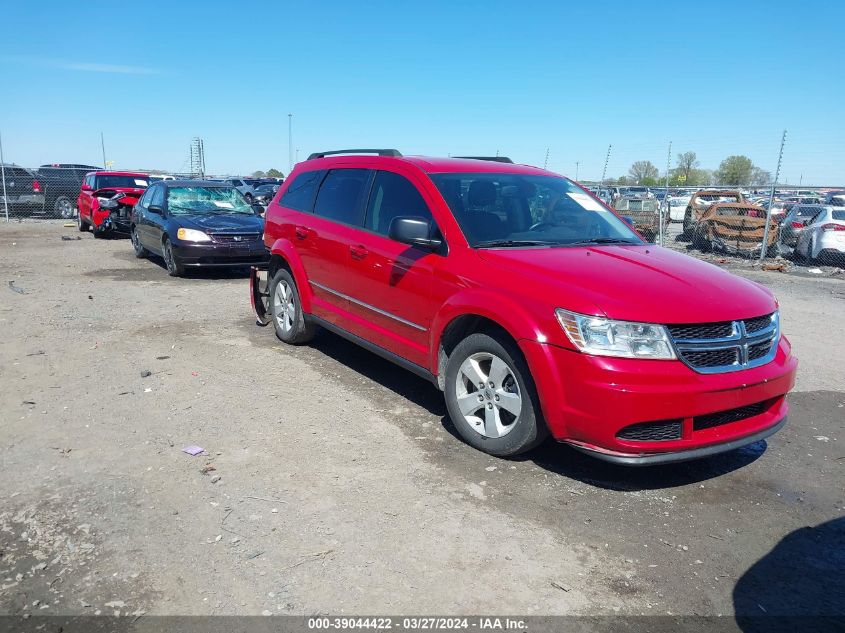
[609,152,771,187]
[251,168,285,178]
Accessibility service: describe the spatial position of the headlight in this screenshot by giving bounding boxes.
[177,228,211,242]
[96,197,118,209]
[555,309,676,359]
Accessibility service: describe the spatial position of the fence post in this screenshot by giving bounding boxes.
[661,141,672,246]
[0,131,8,222]
[761,130,787,262]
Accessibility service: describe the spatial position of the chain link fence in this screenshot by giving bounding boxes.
[0,163,98,220]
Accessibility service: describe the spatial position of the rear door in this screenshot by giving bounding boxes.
[303,168,372,326]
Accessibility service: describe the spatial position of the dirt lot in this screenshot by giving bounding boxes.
[0,221,842,620]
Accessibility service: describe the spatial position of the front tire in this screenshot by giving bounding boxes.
[54,196,75,219]
[162,238,184,276]
[77,212,89,232]
[131,225,149,258]
[269,269,315,344]
[444,332,548,457]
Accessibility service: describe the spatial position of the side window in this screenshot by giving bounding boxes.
[88,175,97,189]
[313,169,370,226]
[150,185,165,208]
[279,170,323,212]
[136,188,152,208]
[365,170,433,236]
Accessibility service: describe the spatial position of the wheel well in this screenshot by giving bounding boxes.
[268,253,292,279]
[436,314,515,390]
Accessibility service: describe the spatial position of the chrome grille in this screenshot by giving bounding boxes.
[209,233,261,243]
[669,313,779,374]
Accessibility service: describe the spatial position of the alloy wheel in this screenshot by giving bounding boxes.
[57,198,74,219]
[454,352,522,438]
[273,280,295,333]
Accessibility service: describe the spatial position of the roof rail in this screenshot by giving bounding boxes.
[307,149,402,160]
[454,156,514,164]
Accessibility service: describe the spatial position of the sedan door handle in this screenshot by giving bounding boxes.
[350,244,369,260]
[295,226,310,240]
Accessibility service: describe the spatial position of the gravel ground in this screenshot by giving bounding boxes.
[0,220,842,620]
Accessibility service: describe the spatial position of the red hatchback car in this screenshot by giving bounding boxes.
[77,171,150,236]
[252,150,797,465]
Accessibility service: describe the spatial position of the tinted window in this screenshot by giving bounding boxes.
[833,210,845,221]
[365,171,432,236]
[95,174,149,189]
[313,169,370,225]
[279,170,323,212]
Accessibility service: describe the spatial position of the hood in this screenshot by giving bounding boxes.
[93,187,145,206]
[176,213,264,233]
[478,245,776,324]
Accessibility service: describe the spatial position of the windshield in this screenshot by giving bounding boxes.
[166,186,254,215]
[430,173,641,247]
[96,175,149,189]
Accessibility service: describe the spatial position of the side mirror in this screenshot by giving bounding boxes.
[252,203,265,215]
[388,216,441,250]
[148,204,163,215]
[81,183,92,191]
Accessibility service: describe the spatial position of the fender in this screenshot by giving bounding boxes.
[269,238,314,313]
[429,287,558,372]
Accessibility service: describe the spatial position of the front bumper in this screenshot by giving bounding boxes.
[520,336,797,465]
[172,240,270,267]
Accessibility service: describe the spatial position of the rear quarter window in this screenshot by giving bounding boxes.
[279,170,323,212]
[313,169,370,226]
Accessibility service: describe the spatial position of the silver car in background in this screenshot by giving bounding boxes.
[794,206,845,264]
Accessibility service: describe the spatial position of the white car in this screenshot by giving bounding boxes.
[794,206,845,264]
[667,195,691,221]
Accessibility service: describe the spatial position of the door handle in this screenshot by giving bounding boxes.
[350,244,369,260]
[295,226,310,240]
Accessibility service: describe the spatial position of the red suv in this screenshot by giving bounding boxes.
[252,150,797,465]
[77,171,150,236]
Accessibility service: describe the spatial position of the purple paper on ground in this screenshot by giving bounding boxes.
[181,445,204,456]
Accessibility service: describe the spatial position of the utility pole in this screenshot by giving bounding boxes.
[0,131,9,221]
[288,114,293,174]
[599,144,612,190]
[543,148,550,170]
[761,130,787,262]
[661,141,672,246]
[100,132,107,168]
[575,161,580,181]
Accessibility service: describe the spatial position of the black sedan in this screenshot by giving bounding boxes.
[253,183,280,206]
[130,180,270,276]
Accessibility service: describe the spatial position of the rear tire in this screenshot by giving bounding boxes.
[444,332,548,457]
[162,238,184,276]
[269,269,316,344]
[131,225,149,258]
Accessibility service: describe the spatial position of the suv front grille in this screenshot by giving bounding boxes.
[668,313,779,374]
[616,420,683,442]
[693,400,771,431]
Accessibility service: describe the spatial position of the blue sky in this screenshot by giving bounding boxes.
[2,0,843,184]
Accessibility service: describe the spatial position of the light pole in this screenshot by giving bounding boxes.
[575,161,580,181]
[288,114,293,174]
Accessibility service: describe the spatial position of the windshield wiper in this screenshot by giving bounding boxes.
[475,239,557,248]
[567,237,638,246]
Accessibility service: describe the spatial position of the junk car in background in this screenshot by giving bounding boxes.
[0,164,45,216]
[692,202,778,257]
[682,190,745,235]
[77,171,150,237]
[613,196,667,242]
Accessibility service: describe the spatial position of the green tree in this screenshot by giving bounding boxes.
[266,168,284,178]
[251,170,267,178]
[750,167,771,186]
[628,160,659,183]
[715,155,754,186]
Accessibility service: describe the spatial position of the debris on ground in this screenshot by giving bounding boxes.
[60,235,81,241]
[156,355,170,360]
[181,445,204,456]
[200,463,216,475]
[8,281,26,294]
[210,475,222,484]
[140,370,152,378]
[762,262,787,272]
[551,581,571,592]
[807,268,823,274]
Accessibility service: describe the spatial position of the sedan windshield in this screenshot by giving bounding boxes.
[167,186,254,215]
[430,173,641,247]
